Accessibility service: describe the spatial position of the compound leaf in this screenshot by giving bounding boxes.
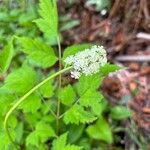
[17,37,58,68]
[75,73,103,96]
[2,65,37,94]
[59,84,76,106]
[79,90,104,115]
[86,116,113,144]
[63,104,97,125]
[52,133,82,150]
[40,79,54,98]
[34,0,58,38]
[19,93,41,113]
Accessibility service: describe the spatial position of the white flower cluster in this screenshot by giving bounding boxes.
[64,45,107,79]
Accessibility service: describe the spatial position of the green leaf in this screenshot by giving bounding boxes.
[60,20,80,31]
[35,121,56,142]
[75,73,103,96]
[110,106,132,120]
[40,80,54,98]
[63,104,97,125]
[79,90,104,115]
[0,38,13,73]
[68,125,84,143]
[15,122,24,143]
[17,37,58,68]
[62,44,92,61]
[59,85,76,105]
[34,0,58,38]
[0,129,15,150]
[26,131,39,147]
[0,90,15,114]
[100,63,122,76]
[26,121,56,147]
[52,133,82,150]
[64,146,82,150]
[2,65,37,94]
[86,116,113,144]
[19,93,41,113]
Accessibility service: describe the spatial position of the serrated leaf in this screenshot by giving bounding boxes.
[63,104,97,125]
[53,133,67,149]
[0,129,15,150]
[19,93,41,113]
[86,116,113,144]
[26,131,39,147]
[0,38,13,73]
[17,37,58,68]
[26,121,56,147]
[40,80,54,98]
[110,106,132,120]
[75,73,103,96]
[100,63,122,76]
[0,90,15,114]
[59,85,76,105]
[34,0,58,38]
[79,90,104,115]
[35,121,56,142]
[52,133,82,150]
[2,65,37,94]
[62,44,92,61]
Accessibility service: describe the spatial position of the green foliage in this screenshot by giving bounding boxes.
[86,115,113,144]
[17,37,58,68]
[0,130,15,150]
[110,106,132,120]
[52,133,82,150]
[0,38,13,73]
[79,90,104,115]
[26,121,56,147]
[59,84,76,105]
[34,0,58,39]
[63,104,97,125]
[100,63,122,76]
[60,19,80,32]
[0,2,38,45]
[1,65,38,94]
[0,90,15,115]
[0,0,134,149]
[68,125,85,143]
[75,73,102,95]
[19,93,41,113]
[39,80,54,98]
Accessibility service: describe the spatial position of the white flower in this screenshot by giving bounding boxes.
[64,45,107,79]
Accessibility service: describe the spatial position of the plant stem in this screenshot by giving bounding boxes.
[4,66,72,148]
[56,35,62,135]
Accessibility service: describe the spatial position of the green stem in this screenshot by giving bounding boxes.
[4,66,72,148]
[56,36,61,135]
